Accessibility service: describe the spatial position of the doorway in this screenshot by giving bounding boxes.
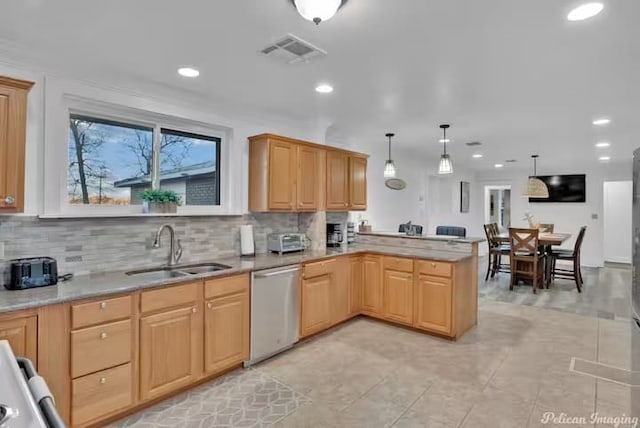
[484,185,511,231]
[603,180,632,264]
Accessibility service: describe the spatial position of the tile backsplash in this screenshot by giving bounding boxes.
[0,214,299,275]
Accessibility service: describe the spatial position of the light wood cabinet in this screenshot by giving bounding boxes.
[0,314,37,361]
[71,319,131,378]
[326,150,350,210]
[383,269,414,326]
[300,274,332,337]
[139,282,202,401]
[0,76,34,213]
[414,274,452,335]
[204,278,249,375]
[297,145,320,210]
[349,156,367,210]
[267,139,297,210]
[349,256,363,316]
[362,255,383,316]
[331,258,350,324]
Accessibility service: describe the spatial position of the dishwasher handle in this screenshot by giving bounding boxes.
[254,267,300,278]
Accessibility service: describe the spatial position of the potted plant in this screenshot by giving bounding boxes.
[140,189,182,214]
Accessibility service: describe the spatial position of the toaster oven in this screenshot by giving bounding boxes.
[267,233,307,254]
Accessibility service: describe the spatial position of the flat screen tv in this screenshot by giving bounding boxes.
[529,174,586,203]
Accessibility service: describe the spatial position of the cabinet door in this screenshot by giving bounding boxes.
[349,257,363,316]
[300,274,332,337]
[362,256,383,316]
[331,258,350,324]
[297,145,319,211]
[204,291,249,374]
[414,275,452,335]
[326,151,349,210]
[349,156,367,210]
[139,305,202,401]
[0,315,37,361]
[268,139,296,210]
[383,270,414,325]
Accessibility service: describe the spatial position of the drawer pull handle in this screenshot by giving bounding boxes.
[207,302,213,310]
[100,332,108,339]
[192,307,197,314]
[100,302,107,309]
[100,377,107,384]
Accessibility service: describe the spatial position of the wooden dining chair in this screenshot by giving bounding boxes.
[508,228,546,293]
[483,224,510,280]
[551,226,587,293]
[539,224,555,233]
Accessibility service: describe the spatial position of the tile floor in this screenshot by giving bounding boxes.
[113,264,637,428]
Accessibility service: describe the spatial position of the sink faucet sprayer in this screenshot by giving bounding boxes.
[153,224,183,266]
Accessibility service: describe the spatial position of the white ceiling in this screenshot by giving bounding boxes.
[0,0,638,172]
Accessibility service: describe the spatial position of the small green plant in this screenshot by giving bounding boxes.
[140,189,182,205]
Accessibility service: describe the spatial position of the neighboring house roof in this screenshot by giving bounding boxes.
[114,161,216,188]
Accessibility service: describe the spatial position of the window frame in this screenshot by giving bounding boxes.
[43,91,236,217]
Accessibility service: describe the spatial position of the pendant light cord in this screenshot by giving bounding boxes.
[443,127,447,155]
[388,135,392,160]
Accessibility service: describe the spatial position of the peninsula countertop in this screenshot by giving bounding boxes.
[0,243,473,314]
[358,231,485,244]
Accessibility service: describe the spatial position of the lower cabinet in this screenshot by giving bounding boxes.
[349,256,363,316]
[300,274,332,337]
[331,258,351,324]
[0,314,37,362]
[414,274,452,335]
[361,255,383,316]
[383,270,414,326]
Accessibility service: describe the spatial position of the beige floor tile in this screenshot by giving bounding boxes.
[460,385,535,428]
[272,403,343,428]
[406,381,478,427]
[363,376,429,408]
[339,395,407,428]
[391,409,455,428]
[596,379,633,407]
[527,404,595,428]
[593,398,638,427]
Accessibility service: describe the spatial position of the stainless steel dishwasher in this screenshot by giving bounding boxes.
[245,265,300,366]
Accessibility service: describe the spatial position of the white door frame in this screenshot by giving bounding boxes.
[484,185,511,226]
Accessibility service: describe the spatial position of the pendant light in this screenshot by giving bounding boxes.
[384,133,397,178]
[523,155,549,198]
[437,124,453,175]
[293,0,346,25]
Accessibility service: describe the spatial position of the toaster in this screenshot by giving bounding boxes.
[267,233,307,254]
[6,257,58,290]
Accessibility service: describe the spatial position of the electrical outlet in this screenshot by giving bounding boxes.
[591,213,598,220]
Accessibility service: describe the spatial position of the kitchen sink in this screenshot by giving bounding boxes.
[126,262,232,278]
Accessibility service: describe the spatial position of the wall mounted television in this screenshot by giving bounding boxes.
[529,174,586,203]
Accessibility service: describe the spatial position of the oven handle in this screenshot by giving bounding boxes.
[17,357,67,428]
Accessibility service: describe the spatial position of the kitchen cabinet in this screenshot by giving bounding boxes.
[414,274,452,335]
[383,269,414,326]
[296,145,320,210]
[349,156,368,210]
[300,274,332,338]
[0,314,37,361]
[139,282,202,401]
[326,150,350,210]
[0,76,34,213]
[361,255,383,317]
[349,256,363,316]
[268,139,297,210]
[331,257,351,324]
[203,275,250,375]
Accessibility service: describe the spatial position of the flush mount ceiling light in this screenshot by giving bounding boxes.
[596,142,611,148]
[315,84,334,93]
[494,164,504,168]
[523,155,549,198]
[567,2,604,21]
[592,118,611,126]
[437,124,453,175]
[472,154,483,159]
[177,67,200,78]
[383,133,397,178]
[292,0,347,25]
[599,156,611,161]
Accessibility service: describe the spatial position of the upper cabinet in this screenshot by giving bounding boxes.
[0,76,34,213]
[248,134,368,212]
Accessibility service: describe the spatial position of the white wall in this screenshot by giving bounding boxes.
[603,181,632,263]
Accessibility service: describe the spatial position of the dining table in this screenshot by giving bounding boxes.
[494,232,573,287]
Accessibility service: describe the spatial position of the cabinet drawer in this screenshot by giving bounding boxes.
[383,256,414,273]
[71,295,132,330]
[417,260,452,278]
[71,319,131,378]
[303,258,336,279]
[141,282,200,314]
[204,274,249,299]
[72,363,132,426]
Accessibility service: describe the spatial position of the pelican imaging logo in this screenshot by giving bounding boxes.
[540,412,639,427]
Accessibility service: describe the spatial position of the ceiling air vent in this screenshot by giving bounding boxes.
[466,141,482,147]
[260,34,327,64]
[505,159,518,163]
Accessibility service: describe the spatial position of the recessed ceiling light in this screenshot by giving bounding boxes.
[599,156,610,161]
[595,142,610,148]
[592,118,611,126]
[439,139,451,144]
[567,2,604,21]
[494,164,504,168]
[472,154,483,159]
[178,67,200,78]
[315,84,334,94]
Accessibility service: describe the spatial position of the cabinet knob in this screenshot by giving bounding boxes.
[207,302,213,310]
[100,332,108,340]
[100,302,107,309]
[192,307,197,314]
[4,196,15,206]
[100,377,107,384]
[431,263,436,268]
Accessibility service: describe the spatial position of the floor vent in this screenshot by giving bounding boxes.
[260,34,327,64]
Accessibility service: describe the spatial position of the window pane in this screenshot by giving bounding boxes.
[159,129,221,206]
[68,115,153,205]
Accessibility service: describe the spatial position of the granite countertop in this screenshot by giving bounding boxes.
[358,231,485,244]
[0,244,473,314]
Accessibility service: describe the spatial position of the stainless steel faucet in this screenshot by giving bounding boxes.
[153,224,183,266]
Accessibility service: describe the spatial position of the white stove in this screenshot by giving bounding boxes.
[0,341,65,428]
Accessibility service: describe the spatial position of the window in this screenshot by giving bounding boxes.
[67,114,221,209]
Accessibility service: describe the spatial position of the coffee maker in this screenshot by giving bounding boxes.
[326,223,343,247]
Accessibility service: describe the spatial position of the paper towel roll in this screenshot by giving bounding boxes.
[240,224,255,256]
